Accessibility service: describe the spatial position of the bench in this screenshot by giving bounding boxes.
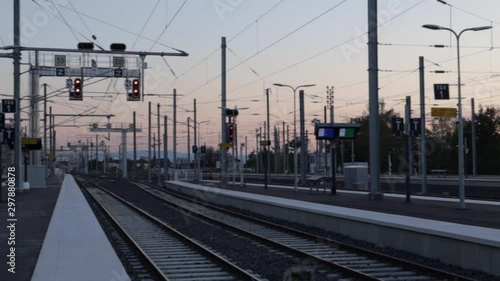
[430,169,449,177]
[305,176,332,194]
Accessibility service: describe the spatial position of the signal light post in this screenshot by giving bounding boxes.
[71,78,83,100]
[128,79,140,101]
[227,123,235,142]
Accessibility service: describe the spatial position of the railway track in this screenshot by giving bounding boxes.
[132,180,477,281]
[80,179,261,281]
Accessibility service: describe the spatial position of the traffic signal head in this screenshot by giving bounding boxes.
[132,79,140,96]
[128,79,141,101]
[227,123,235,142]
[72,78,83,100]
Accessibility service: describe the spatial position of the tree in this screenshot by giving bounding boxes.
[351,103,404,174]
[473,106,500,174]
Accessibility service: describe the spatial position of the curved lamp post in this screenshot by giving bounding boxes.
[273,83,316,191]
[422,24,492,209]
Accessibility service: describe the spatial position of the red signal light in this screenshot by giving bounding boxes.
[132,79,140,96]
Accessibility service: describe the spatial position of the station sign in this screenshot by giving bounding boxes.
[410,118,421,137]
[219,142,233,149]
[2,99,16,113]
[431,107,457,118]
[22,138,42,150]
[434,83,450,100]
[392,118,404,137]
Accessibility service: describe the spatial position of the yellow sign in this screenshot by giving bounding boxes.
[46,154,55,160]
[22,138,39,145]
[431,107,457,118]
[219,142,233,149]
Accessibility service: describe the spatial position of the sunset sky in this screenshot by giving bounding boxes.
[1,0,499,155]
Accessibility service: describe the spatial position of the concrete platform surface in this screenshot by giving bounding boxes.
[0,176,63,281]
[170,180,500,275]
[30,175,129,281]
[203,180,500,229]
[174,181,500,246]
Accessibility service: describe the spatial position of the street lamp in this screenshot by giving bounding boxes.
[273,83,316,191]
[422,24,492,209]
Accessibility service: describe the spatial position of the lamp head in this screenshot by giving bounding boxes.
[273,83,285,87]
[300,84,316,88]
[422,24,443,30]
[470,26,492,31]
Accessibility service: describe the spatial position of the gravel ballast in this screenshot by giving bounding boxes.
[100,180,344,281]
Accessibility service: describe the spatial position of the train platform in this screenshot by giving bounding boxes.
[30,174,129,281]
[204,179,500,229]
[0,174,129,281]
[167,180,500,276]
[0,175,62,281]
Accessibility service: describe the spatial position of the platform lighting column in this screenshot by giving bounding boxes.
[422,24,492,209]
[273,83,315,191]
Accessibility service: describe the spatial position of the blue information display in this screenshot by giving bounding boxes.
[314,123,361,140]
[318,128,334,138]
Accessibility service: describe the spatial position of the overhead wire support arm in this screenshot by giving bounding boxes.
[5,46,189,57]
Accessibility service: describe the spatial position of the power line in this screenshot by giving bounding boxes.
[52,2,182,52]
[148,0,189,51]
[435,0,500,25]
[181,0,350,101]
[48,0,80,41]
[131,0,161,50]
[171,0,288,85]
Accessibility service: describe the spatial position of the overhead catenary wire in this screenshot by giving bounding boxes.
[131,0,162,50]
[178,0,350,102]
[148,0,188,51]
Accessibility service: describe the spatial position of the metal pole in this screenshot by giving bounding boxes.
[96,135,98,173]
[266,89,271,180]
[30,51,40,166]
[471,98,477,176]
[282,121,285,174]
[187,117,191,171]
[330,139,336,195]
[53,130,56,176]
[220,37,228,186]
[121,132,127,178]
[255,129,259,173]
[405,96,411,203]
[240,142,245,187]
[286,125,289,174]
[419,56,428,194]
[157,103,161,184]
[13,0,22,189]
[274,127,279,173]
[133,111,137,179]
[299,90,307,186]
[324,106,327,174]
[456,33,466,209]
[148,102,152,182]
[49,107,53,175]
[173,89,177,180]
[164,116,168,181]
[193,99,197,180]
[368,0,382,199]
[293,88,298,191]
[43,83,47,178]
